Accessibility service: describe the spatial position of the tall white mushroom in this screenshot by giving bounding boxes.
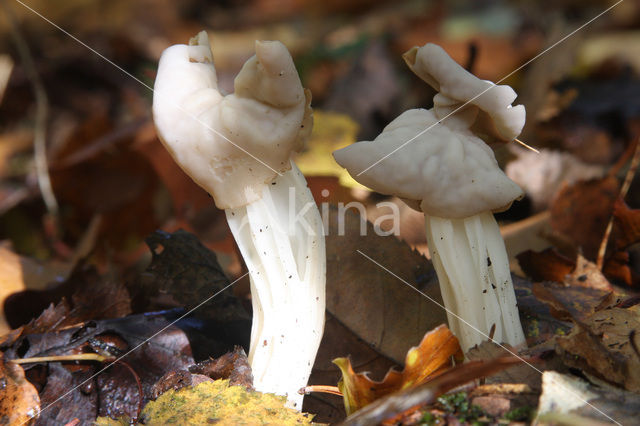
[333,43,526,352]
[152,31,324,409]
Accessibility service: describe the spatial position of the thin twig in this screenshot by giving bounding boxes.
[2,1,58,216]
[514,138,540,154]
[597,138,640,270]
[11,353,114,364]
[299,385,343,396]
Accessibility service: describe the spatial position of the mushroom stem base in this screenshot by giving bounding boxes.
[226,161,326,410]
[425,211,525,352]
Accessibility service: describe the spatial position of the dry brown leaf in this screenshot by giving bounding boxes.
[612,198,640,251]
[532,281,612,322]
[0,355,40,424]
[326,206,445,364]
[4,263,132,332]
[151,346,252,399]
[188,346,253,390]
[334,324,463,415]
[550,176,619,260]
[51,135,162,251]
[13,311,194,424]
[23,300,71,335]
[517,248,575,283]
[556,307,640,392]
[137,230,249,325]
[0,327,23,348]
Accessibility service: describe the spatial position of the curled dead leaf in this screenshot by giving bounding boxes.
[334,324,463,415]
[341,356,525,426]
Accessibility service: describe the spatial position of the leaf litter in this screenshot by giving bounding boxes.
[2,1,640,424]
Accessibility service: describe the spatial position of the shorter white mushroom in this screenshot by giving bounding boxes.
[153,31,324,409]
[334,43,526,352]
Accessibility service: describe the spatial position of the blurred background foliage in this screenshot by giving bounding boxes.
[1,0,638,264]
[3,1,640,422]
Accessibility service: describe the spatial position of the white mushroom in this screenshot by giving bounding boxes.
[153,31,324,409]
[333,43,526,352]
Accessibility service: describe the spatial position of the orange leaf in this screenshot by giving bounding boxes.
[0,356,40,424]
[335,324,463,415]
[343,356,525,425]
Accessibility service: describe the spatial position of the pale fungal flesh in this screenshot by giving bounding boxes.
[403,43,526,144]
[153,31,324,409]
[153,31,312,210]
[334,42,526,352]
[226,161,324,409]
[425,212,524,349]
[332,108,523,219]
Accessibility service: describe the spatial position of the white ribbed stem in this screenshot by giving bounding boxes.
[226,161,325,410]
[425,211,525,352]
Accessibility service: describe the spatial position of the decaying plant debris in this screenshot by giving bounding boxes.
[2,1,640,424]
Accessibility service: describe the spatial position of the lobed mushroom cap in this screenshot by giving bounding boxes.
[403,43,525,144]
[333,108,524,218]
[153,31,312,209]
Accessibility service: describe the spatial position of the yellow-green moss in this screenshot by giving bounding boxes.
[139,379,312,425]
